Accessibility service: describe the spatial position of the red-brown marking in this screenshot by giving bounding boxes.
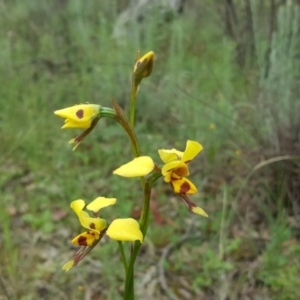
[76,109,84,119]
[89,223,96,229]
[180,182,191,194]
[77,236,87,246]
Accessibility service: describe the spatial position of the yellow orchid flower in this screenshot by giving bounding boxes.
[113,140,208,217]
[62,197,143,271]
[54,104,101,129]
[54,104,101,150]
[54,104,116,150]
[158,140,203,195]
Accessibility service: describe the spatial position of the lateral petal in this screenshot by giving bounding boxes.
[113,156,154,177]
[78,211,107,233]
[106,218,143,242]
[61,119,91,129]
[87,197,117,213]
[70,199,86,217]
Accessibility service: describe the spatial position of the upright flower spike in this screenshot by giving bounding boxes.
[54,104,115,150]
[62,197,143,271]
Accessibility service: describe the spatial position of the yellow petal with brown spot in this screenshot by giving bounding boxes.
[78,211,107,233]
[71,231,100,246]
[171,177,197,194]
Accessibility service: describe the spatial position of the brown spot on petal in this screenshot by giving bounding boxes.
[89,223,96,229]
[78,236,87,246]
[76,109,84,119]
[180,181,191,194]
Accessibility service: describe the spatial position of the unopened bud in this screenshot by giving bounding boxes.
[133,51,154,79]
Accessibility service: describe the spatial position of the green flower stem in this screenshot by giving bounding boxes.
[100,107,116,118]
[123,70,156,299]
[129,80,138,127]
[123,173,161,300]
[128,81,145,189]
[123,178,150,300]
[118,241,128,273]
[122,76,143,300]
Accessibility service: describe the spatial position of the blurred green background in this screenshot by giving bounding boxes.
[0,0,300,299]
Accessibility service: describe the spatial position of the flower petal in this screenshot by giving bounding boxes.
[179,194,208,217]
[70,199,86,217]
[161,161,183,177]
[181,140,203,163]
[171,177,197,194]
[62,119,91,129]
[191,206,208,217]
[113,156,154,177]
[158,149,184,163]
[71,231,100,246]
[106,218,143,242]
[62,260,75,272]
[78,211,107,233]
[54,104,101,123]
[86,197,117,213]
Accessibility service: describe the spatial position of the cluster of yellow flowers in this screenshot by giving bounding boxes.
[54,51,207,271]
[62,197,143,271]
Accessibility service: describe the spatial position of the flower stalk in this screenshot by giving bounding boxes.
[55,49,208,300]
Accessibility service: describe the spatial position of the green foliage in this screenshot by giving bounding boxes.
[0,0,299,299]
[257,225,300,300]
[192,248,234,289]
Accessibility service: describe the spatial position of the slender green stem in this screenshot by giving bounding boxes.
[123,177,151,300]
[123,71,156,300]
[129,79,138,127]
[118,241,128,273]
[124,173,161,299]
[122,75,142,300]
[128,79,145,187]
